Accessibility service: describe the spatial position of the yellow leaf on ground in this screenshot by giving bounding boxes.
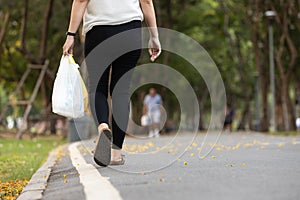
[147,142,154,147]
[226,146,232,150]
[243,143,253,148]
[129,145,136,152]
[277,143,285,147]
[216,147,222,151]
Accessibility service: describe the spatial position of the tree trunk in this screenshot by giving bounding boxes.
[276,83,284,131]
[0,12,10,51]
[259,77,269,131]
[38,0,54,64]
[271,1,297,131]
[238,96,251,130]
[0,12,9,74]
[282,77,296,130]
[295,79,300,120]
[154,0,162,27]
[19,0,28,54]
[249,0,269,132]
[274,34,296,131]
[198,88,208,131]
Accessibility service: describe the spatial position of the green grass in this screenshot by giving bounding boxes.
[0,137,66,182]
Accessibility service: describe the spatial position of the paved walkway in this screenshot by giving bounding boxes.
[18,132,300,200]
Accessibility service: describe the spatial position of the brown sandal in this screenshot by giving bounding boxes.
[109,156,125,165]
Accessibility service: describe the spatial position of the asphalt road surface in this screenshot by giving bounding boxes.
[39,132,300,200]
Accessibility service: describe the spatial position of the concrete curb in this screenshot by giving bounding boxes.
[17,144,67,200]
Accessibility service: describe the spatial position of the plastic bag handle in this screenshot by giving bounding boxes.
[68,55,76,65]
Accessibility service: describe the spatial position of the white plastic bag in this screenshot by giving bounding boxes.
[52,55,84,118]
[141,115,151,126]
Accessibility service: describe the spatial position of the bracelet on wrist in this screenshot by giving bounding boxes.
[66,31,76,37]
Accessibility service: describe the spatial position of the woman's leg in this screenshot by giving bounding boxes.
[94,67,110,127]
[84,27,111,130]
[108,20,142,151]
[110,49,141,150]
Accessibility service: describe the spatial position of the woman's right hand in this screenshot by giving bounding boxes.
[63,36,75,56]
[148,37,161,62]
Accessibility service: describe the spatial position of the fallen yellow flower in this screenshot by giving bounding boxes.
[147,142,154,147]
[277,143,285,147]
[216,147,222,151]
[226,146,232,150]
[243,143,253,147]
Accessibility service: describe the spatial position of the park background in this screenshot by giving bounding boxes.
[0,0,300,199]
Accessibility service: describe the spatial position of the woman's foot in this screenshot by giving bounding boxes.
[93,123,110,144]
[98,123,110,132]
[110,149,125,165]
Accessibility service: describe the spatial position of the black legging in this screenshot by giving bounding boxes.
[84,20,142,149]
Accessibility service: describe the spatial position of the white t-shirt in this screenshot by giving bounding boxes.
[83,0,144,34]
[144,94,162,113]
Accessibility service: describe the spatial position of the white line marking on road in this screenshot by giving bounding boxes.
[69,143,122,200]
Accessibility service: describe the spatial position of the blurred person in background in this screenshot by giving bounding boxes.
[143,88,163,137]
[296,100,300,131]
[224,103,235,132]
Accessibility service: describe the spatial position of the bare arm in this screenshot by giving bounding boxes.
[143,105,148,115]
[63,0,89,55]
[139,0,161,62]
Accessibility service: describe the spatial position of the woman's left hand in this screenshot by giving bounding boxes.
[63,36,75,56]
[148,37,161,62]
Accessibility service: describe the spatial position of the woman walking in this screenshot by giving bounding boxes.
[63,0,161,166]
